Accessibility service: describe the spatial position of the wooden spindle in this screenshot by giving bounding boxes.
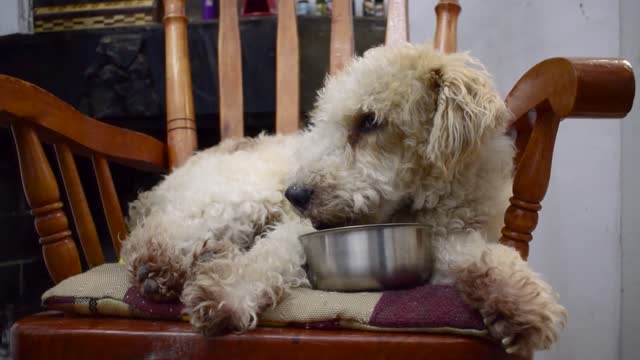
[500,103,561,260]
[385,0,408,47]
[93,156,127,257]
[54,144,105,268]
[275,0,300,134]
[329,0,354,75]
[218,0,244,139]
[12,124,82,283]
[434,0,460,53]
[163,0,197,168]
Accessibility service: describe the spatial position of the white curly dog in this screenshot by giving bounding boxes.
[122,44,566,355]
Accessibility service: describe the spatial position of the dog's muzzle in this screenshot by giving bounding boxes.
[285,184,313,211]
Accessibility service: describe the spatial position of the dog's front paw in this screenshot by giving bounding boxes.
[481,292,567,355]
[125,238,188,302]
[452,245,568,355]
[182,276,257,335]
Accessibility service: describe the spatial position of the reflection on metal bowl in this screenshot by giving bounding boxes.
[299,223,433,292]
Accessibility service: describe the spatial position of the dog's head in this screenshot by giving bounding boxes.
[286,44,512,230]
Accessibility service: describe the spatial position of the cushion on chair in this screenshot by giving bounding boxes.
[42,263,488,338]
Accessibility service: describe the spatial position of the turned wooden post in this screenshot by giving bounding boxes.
[218,0,245,139]
[163,0,198,168]
[275,0,300,134]
[500,103,561,260]
[434,0,460,53]
[329,0,354,75]
[12,124,82,283]
[385,0,408,47]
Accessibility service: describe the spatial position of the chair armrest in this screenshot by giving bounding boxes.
[506,57,634,123]
[501,58,635,259]
[0,75,167,173]
[0,74,168,283]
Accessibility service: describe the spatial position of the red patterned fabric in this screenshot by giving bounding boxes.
[123,287,184,319]
[369,285,484,330]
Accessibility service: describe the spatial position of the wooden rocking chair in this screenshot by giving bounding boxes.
[3,0,634,359]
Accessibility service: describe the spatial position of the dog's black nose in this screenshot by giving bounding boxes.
[285,185,313,210]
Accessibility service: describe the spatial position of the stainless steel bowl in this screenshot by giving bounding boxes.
[299,223,433,291]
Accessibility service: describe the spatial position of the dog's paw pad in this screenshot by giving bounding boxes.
[483,311,562,356]
[129,261,185,302]
[136,265,150,282]
[143,278,159,296]
[501,336,514,346]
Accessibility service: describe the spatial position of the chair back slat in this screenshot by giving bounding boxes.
[218,0,245,139]
[163,0,198,168]
[54,144,105,268]
[385,0,408,47]
[434,0,460,53]
[93,156,126,257]
[329,0,354,75]
[11,123,82,283]
[275,0,300,134]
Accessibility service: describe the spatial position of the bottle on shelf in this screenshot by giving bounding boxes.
[363,0,384,17]
[241,0,277,16]
[315,0,328,16]
[202,0,217,20]
[296,0,310,15]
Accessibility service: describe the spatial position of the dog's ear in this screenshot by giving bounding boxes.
[426,59,510,172]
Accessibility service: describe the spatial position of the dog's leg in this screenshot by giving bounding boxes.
[182,222,311,335]
[432,232,567,355]
[124,194,283,302]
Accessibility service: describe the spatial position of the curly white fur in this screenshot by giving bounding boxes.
[121,44,566,355]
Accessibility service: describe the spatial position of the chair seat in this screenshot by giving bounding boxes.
[11,311,524,360]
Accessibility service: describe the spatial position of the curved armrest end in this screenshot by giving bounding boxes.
[506,57,635,123]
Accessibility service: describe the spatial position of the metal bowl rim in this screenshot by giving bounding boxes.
[299,223,426,239]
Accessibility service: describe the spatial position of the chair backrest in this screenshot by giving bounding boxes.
[7,0,461,284]
[162,0,459,168]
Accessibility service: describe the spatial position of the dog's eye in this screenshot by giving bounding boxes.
[355,113,383,134]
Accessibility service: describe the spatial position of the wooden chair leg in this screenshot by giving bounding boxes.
[12,124,82,283]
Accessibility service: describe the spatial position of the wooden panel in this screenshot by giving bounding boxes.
[163,0,198,168]
[385,0,408,47]
[433,0,460,54]
[11,125,82,283]
[93,156,127,257]
[218,0,244,139]
[0,76,166,173]
[275,0,300,134]
[329,0,354,75]
[12,312,526,360]
[54,144,105,268]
